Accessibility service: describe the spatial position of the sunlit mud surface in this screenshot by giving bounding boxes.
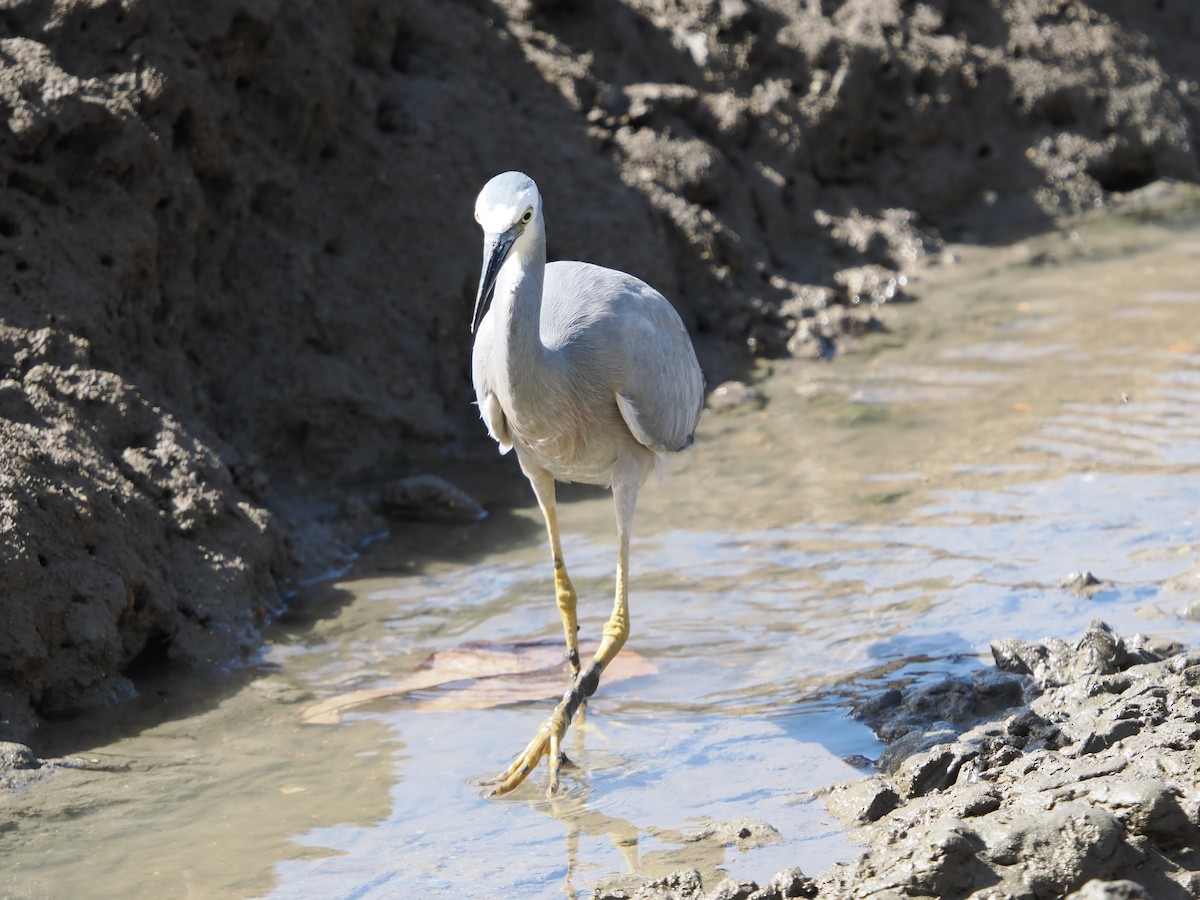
[5,214,1200,899]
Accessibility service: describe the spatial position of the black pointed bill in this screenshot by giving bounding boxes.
[471,231,516,334]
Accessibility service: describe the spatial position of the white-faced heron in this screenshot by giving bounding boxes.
[470,171,704,796]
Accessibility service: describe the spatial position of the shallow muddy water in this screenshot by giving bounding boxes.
[6,213,1200,899]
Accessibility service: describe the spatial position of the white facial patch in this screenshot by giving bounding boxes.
[475,199,521,233]
[475,172,539,233]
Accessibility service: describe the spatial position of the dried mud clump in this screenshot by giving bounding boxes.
[3,0,1200,732]
[813,623,1200,898]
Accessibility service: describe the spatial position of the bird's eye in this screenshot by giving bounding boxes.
[474,210,480,223]
[521,209,533,223]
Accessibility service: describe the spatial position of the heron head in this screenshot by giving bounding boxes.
[471,172,542,334]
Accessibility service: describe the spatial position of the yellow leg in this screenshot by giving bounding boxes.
[595,529,630,669]
[524,467,582,678]
[487,470,639,798]
[545,503,582,678]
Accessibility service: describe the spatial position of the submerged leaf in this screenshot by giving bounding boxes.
[300,640,656,723]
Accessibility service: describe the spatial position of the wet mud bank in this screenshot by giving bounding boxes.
[3,0,1200,744]
[602,623,1200,899]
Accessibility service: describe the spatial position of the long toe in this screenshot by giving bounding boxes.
[486,709,569,797]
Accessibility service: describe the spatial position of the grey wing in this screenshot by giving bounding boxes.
[612,291,704,453]
[546,264,703,454]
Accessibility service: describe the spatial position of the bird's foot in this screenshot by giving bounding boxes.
[486,662,600,797]
[486,703,570,797]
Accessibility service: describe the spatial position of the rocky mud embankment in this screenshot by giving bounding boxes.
[3,0,1200,744]
[597,623,1200,899]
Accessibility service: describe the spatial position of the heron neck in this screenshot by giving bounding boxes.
[496,228,550,377]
